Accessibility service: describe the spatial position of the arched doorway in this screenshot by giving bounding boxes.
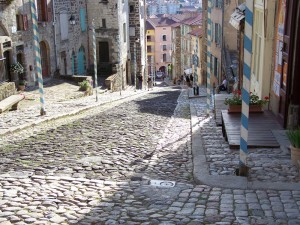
[77,46,85,75]
[40,41,50,78]
[159,66,166,74]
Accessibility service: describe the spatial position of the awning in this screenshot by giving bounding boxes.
[229,4,246,30]
[184,68,192,75]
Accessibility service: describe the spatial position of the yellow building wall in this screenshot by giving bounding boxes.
[251,0,276,106]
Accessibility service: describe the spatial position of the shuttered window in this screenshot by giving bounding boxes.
[60,13,69,40]
[80,8,86,32]
[37,0,47,22]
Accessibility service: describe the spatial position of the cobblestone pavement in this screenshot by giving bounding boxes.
[0,85,300,224]
[191,97,300,183]
[0,79,145,136]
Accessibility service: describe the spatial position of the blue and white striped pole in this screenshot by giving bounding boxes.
[30,0,46,115]
[92,20,98,102]
[239,0,253,175]
[206,0,212,115]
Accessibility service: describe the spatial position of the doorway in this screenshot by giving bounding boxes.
[40,41,49,78]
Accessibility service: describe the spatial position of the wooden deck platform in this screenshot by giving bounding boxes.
[221,110,283,149]
[214,93,231,126]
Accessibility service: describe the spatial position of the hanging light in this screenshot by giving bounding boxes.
[69,15,75,25]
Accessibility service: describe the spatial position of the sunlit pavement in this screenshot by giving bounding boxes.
[0,83,299,224]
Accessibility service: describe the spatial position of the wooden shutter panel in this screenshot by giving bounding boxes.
[42,0,48,21]
[23,15,28,30]
[47,5,52,22]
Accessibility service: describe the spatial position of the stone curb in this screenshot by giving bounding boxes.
[0,90,147,138]
[190,105,300,191]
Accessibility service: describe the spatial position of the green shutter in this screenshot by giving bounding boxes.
[80,8,86,32]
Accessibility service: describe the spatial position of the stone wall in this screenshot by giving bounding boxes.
[0,82,16,101]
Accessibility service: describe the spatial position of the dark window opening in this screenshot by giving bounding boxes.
[99,42,109,62]
[130,5,134,13]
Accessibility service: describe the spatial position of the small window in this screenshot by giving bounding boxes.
[147,46,151,52]
[80,8,86,32]
[163,54,166,62]
[129,5,134,13]
[162,45,167,51]
[123,23,126,42]
[163,28,166,30]
[102,19,106,28]
[16,15,23,31]
[147,36,151,41]
[162,35,167,41]
[37,0,47,22]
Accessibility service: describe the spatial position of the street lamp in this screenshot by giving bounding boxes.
[134,38,139,91]
[69,15,76,25]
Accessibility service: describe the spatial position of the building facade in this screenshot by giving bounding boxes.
[147,17,175,76]
[190,28,202,85]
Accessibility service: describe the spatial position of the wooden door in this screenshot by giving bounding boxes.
[77,47,85,75]
[278,0,291,126]
[40,41,49,78]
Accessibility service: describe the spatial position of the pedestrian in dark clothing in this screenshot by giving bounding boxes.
[190,74,193,84]
[138,75,143,89]
[186,75,190,87]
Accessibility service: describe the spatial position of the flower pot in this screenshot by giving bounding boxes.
[228,104,263,113]
[290,146,300,168]
[18,85,25,91]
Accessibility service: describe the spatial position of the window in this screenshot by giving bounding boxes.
[162,45,167,51]
[215,0,222,8]
[80,8,86,32]
[60,13,69,40]
[214,57,218,78]
[129,5,134,13]
[37,0,47,22]
[162,35,167,41]
[252,9,264,82]
[163,28,166,30]
[99,42,109,62]
[102,19,106,28]
[147,35,151,41]
[129,26,135,36]
[212,23,221,46]
[163,53,166,62]
[147,46,152,52]
[123,23,126,42]
[16,14,28,31]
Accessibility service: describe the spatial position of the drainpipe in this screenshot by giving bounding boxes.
[221,0,224,84]
[85,0,91,70]
[52,0,58,71]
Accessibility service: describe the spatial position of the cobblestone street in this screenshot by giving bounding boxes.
[0,85,300,225]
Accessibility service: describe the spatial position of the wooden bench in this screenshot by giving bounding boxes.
[0,94,25,113]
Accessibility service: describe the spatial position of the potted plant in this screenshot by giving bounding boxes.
[10,62,25,90]
[18,80,26,91]
[287,128,300,168]
[78,80,93,96]
[224,90,269,113]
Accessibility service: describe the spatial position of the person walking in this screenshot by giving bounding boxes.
[138,74,143,89]
[186,75,190,87]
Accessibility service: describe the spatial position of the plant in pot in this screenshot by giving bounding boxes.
[287,128,300,169]
[78,80,93,96]
[224,90,269,113]
[10,62,25,91]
